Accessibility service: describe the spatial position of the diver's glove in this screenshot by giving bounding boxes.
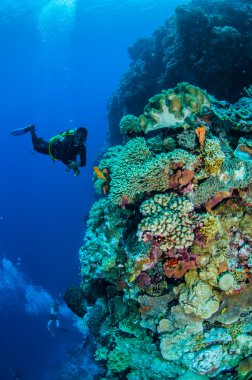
[66,161,80,176]
[74,168,80,177]
[67,161,78,169]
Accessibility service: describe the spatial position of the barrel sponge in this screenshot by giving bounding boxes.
[179,270,221,319]
[204,139,225,175]
[138,193,195,250]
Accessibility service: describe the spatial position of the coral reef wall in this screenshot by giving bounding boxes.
[107,0,252,145]
[75,82,252,379]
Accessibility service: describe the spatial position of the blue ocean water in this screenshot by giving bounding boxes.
[0,1,186,379]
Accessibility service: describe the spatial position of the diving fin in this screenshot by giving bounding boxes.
[11,125,35,136]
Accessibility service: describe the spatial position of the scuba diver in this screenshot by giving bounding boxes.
[47,301,68,337]
[11,125,87,176]
[47,301,60,337]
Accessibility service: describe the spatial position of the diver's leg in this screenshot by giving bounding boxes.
[47,319,52,330]
[30,129,49,155]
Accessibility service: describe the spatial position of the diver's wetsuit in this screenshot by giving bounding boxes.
[31,129,86,167]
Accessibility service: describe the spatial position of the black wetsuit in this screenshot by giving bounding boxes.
[31,129,86,167]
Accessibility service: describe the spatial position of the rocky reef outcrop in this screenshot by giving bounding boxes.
[73,83,252,379]
[107,0,252,145]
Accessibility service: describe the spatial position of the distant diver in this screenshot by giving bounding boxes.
[47,301,68,337]
[11,125,87,176]
[47,301,60,337]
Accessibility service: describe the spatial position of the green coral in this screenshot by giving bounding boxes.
[147,135,165,153]
[177,129,196,150]
[163,136,177,151]
[119,114,143,135]
[107,335,182,379]
[106,137,197,205]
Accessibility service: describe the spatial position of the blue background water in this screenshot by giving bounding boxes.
[0,1,185,378]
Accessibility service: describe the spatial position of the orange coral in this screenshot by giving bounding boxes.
[163,258,196,279]
[195,126,206,150]
[168,169,194,189]
[93,166,106,181]
[93,166,111,195]
[139,305,151,313]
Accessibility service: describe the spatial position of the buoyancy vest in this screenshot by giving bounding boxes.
[48,129,75,160]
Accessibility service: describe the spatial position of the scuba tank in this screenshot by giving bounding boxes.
[48,129,75,160]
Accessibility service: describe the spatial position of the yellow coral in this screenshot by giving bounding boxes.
[199,214,221,242]
[204,139,225,175]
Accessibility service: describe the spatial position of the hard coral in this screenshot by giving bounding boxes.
[203,139,225,176]
[179,270,221,319]
[163,257,197,279]
[168,168,194,190]
[138,193,195,251]
[205,190,232,213]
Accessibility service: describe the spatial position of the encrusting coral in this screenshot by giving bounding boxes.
[77,82,252,379]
